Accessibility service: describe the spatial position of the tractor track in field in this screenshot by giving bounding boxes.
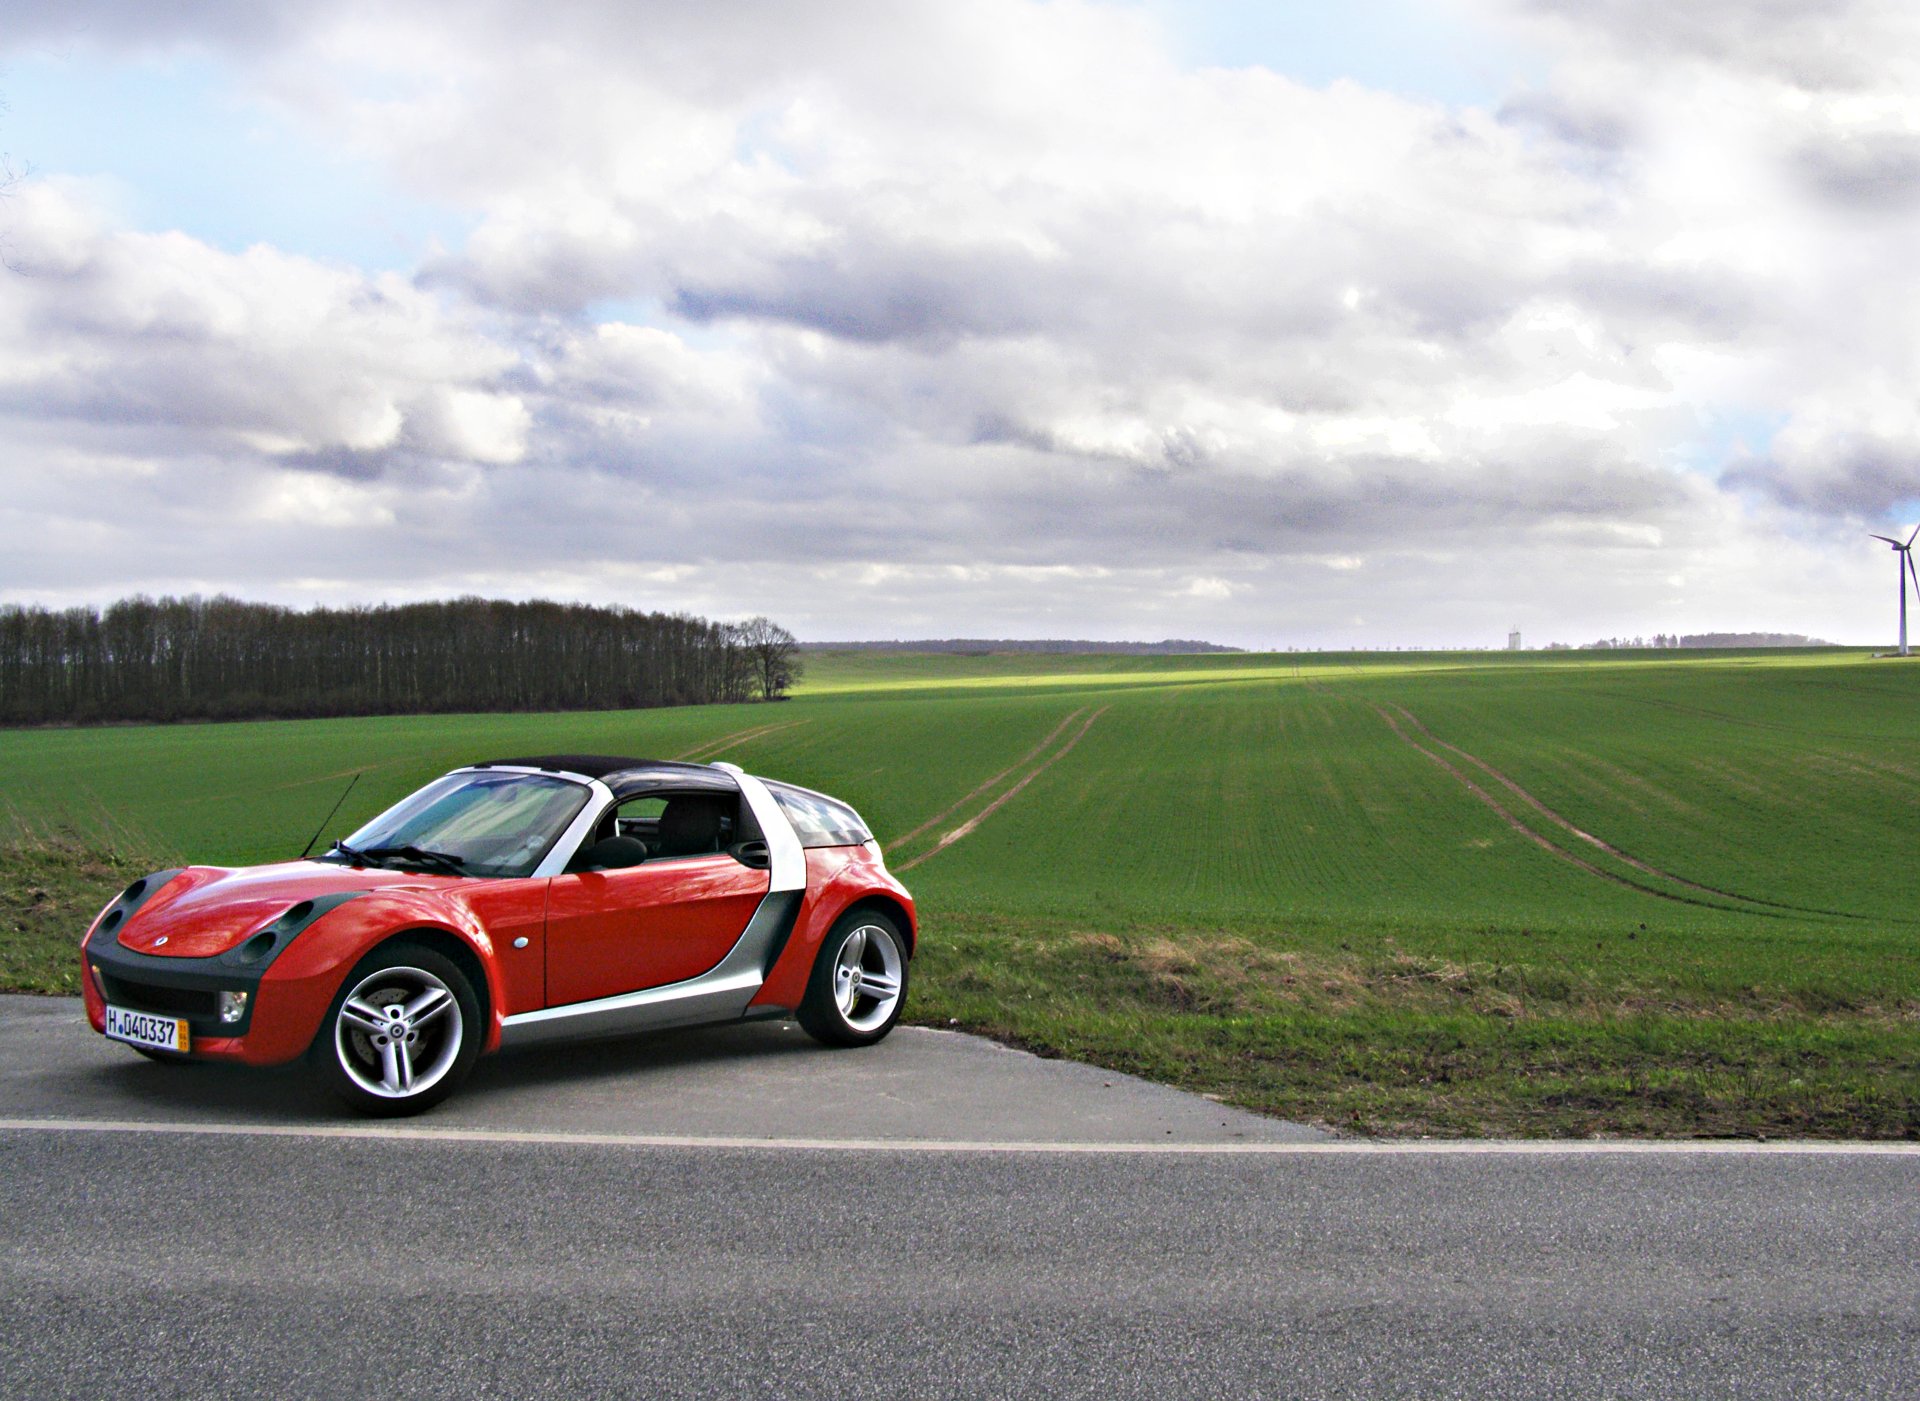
[1366,702,1788,917]
[1377,703,1871,921]
[896,707,1108,871]
[889,708,1090,849]
[671,720,807,763]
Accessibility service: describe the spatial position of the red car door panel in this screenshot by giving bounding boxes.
[544,856,769,1006]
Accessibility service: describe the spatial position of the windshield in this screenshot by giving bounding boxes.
[326,771,590,878]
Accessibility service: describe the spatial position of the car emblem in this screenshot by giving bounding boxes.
[153,936,168,947]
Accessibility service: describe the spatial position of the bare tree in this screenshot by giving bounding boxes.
[734,615,802,701]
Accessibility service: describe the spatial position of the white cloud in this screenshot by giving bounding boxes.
[248,470,398,528]
[0,181,526,470]
[408,388,529,464]
[1181,576,1235,600]
[1,0,1917,644]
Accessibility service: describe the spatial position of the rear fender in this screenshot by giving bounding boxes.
[753,850,917,1011]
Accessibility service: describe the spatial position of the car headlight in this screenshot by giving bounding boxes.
[218,990,249,1024]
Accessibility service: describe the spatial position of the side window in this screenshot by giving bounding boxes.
[767,783,871,848]
[613,797,667,843]
[609,791,737,862]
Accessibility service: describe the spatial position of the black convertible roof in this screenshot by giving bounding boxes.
[468,755,739,799]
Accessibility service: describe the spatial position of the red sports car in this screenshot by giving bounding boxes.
[80,756,916,1114]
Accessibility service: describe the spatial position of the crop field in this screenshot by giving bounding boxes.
[3,646,1917,1137]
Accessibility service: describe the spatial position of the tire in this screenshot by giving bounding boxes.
[312,943,480,1117]
[797,909,909,1047]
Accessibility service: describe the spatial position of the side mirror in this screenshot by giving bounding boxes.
[729,840,771,870]
[575,835,648,872]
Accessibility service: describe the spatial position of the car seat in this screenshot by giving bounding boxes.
[654,795,729,858]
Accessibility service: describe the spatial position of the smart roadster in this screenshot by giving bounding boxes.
[80,756,915,1115]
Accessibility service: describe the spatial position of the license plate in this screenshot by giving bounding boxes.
[104,1005,190,1054]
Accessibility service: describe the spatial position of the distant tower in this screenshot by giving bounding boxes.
[1507,628,1522,651]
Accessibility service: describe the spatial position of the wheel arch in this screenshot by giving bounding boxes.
[751,859,918,1012]
[345,926,495,1041]
[309,925,490,1115]
[837,894,917,956]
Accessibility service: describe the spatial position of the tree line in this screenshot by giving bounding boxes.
[0,596,801,725]
[801,637,1240,654]
[1545,632,1834,651]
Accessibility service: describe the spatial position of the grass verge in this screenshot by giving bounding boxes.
[0,823,167,997]
[908,913,1920,1139]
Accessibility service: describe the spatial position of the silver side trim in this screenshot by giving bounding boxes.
[497,966,765,1047]
[498,889,803,1047]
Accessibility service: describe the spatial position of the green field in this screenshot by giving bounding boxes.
[4,647,1917,1137]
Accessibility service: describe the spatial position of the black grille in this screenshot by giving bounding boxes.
[98,975,218,1019]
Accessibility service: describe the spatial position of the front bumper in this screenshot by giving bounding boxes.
[80,890,370,1065]
[83,930,265,1040]
[81,952,341,1066]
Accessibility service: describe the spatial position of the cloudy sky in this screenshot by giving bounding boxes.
[2,0,1917,647]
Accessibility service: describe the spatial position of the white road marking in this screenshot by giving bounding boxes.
[1,1117,1916,1156]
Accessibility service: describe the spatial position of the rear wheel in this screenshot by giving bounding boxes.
[798,910,909,1047]
[313,944,479,1116]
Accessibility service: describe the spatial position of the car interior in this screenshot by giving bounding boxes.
[566,791,742,872]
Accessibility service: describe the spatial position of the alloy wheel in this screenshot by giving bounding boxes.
[830,923,904,1034]
[332,964,465,1101]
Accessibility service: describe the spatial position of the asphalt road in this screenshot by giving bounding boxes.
[0,993,1324,1143]
[3,996,1917,1399]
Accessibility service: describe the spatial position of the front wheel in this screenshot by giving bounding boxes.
[798,910,909,1047]
[313,944,480,1116]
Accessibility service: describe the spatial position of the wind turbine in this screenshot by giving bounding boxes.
[1868,525,1920,656]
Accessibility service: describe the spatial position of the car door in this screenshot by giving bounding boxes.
[543,850,770,1008]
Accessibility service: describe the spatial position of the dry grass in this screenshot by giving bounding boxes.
[0,814,171,995]
[912,916,1920,1139]
[1071,929,1920,1027]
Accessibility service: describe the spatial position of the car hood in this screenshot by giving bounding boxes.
[114,861,456,959]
